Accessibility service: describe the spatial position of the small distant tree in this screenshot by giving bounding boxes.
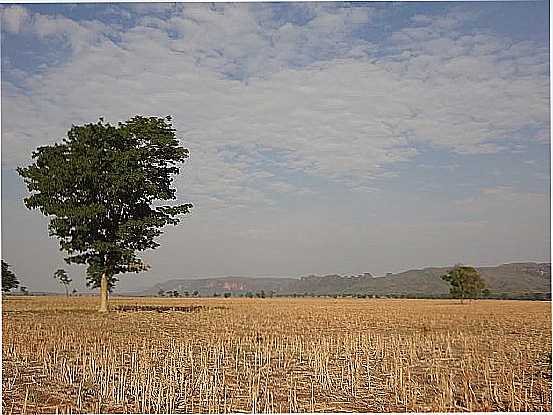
[213,292,219,297]
[20,286,29,295]
[2,260,19,293]
[223,292,232,298]
[53,269,72,297]
[192,290,199,297]
[183,291,189,297]
[165,290,179,297]
[158,288,165,297]
[441,265,486,303]
[72,288,78,296]
[245,291,254,298]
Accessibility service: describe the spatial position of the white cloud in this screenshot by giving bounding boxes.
[1,4,549,211]
[128,2,180,16]
[0,5,30,34]
[1,5,116,54]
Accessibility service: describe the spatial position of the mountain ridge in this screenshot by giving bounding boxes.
[135,262,551,298]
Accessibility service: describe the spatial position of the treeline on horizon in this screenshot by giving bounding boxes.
[6,289,550,301]
[131,290,552,301]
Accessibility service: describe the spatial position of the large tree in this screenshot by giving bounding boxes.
[441,265,486,303]
[2,260,19,293]
[18,116,192,311]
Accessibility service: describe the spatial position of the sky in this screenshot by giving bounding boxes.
[1,1,550,293]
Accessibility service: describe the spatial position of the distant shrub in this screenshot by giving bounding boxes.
[2,260,19,293]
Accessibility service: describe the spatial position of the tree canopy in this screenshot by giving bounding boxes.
[441,265,486,302]
[53,269,72,297]
[2,260,19,293]
[18,116,192,309]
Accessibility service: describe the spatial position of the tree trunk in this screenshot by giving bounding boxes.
[99,273,109,312]
[65,285,69,298]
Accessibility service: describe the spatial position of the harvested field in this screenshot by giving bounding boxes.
[2,296,551,413]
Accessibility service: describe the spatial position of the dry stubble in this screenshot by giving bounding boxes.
[2,297,551,413]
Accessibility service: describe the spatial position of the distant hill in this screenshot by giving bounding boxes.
[291,263,551,297]
[137,262,551,298]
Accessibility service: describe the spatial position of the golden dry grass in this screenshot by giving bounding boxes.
[2,296,551,413]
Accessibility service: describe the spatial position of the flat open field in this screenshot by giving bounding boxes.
[2,297,551,413]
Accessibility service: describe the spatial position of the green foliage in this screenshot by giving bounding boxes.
[223,292,232,298]
[162,289,181,298]
[2,260,19,292]
[54,269,72,286]
[54,268,72,296]
[441,265,486,301]
[18,116,192,290]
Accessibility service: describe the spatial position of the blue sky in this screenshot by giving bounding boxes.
[1,2,550,292]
